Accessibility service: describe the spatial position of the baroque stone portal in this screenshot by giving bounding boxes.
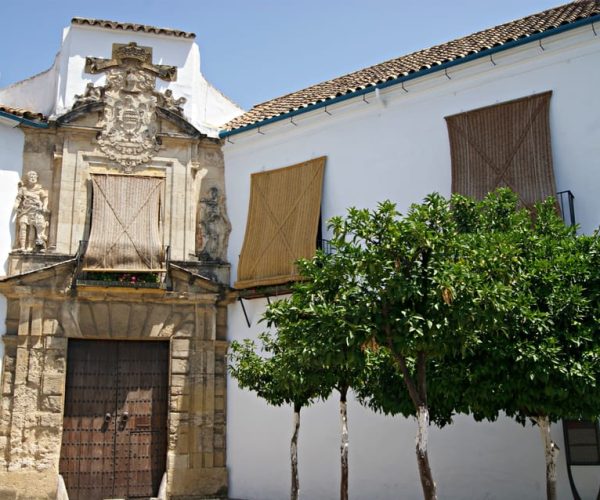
[13,170,49,252]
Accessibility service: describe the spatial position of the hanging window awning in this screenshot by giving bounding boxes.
[445,91,557,208]
[235,157,326,289]
[83,173,164,271]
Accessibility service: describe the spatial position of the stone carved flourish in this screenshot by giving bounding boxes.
[13,170,50,252]
[81,42,183,172]
[157,89,187,116]
[73,82,103,108]
[197,187,231,262]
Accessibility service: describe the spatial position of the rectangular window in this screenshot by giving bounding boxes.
[563,420,600,466]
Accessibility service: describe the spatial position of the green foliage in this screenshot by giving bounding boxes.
[356,347,456,426]
[330,189,600,426]
[263,249,370,395]
[455,194,600,424]
[328,192,513,420]
[229,330,325,411]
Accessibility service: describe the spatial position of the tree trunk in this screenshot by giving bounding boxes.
[416,404,437,500]
[534,415,559,500]
[291,405,301,500]
[339,388,349,500]
[393,351,437,500]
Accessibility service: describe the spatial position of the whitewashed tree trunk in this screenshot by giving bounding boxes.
[416,405,437,500]
[534,416,559,500]
[340,391,349,500]
[291,406,301,500]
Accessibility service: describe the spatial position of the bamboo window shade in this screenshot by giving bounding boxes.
[235,157,326,289]
[445,91,557,208]
[83,173,164,271]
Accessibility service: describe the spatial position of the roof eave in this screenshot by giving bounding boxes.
[219,13,600,139]
[0,110,49,129]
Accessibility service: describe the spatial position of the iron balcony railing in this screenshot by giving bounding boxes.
[557,190,576,227]
[317,238,335,255]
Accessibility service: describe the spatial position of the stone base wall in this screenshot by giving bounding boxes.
[0,470,59,499]
[0,280,230,500]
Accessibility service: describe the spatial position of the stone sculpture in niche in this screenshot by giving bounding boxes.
[13,170,49,252]
[197,187,231,262]
[81,42,184,172]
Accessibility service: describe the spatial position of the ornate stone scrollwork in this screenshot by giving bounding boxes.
[80,42,186,172]
[73,82,103,108]
[13,170,50,252]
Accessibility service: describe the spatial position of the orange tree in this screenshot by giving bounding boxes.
[445,193,600,500]
[327,192,514,500]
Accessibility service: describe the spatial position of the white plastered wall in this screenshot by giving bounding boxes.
[224,24,600,500]
[0,120,24,376]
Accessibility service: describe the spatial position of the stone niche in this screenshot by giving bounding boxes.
[0,41,233,499]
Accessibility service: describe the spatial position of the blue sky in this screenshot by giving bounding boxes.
[1,0,565,110]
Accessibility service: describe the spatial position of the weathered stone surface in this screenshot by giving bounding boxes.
[0,470,58,499]
[41,373,64,396]
[168,467,228,498]
[171,358,189,374]
[172,338,190,358]
[43,336,67,350]
[39,395,62,413]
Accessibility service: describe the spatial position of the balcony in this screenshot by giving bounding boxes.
[73,240,171,290]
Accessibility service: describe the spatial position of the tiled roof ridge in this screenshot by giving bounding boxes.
[223,0,600,132]
[71,17,196,39]
[0,104,47,122]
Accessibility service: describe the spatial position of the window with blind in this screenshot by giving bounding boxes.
[235,157,326,289]
[445,91,557,208]
[83,173,164,271]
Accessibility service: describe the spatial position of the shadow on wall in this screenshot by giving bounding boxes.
[0,124,24,375]
[0,125,24,275]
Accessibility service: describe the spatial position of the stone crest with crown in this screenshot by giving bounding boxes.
[77,42,182,171]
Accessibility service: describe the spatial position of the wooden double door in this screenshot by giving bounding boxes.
[60,340,169,499]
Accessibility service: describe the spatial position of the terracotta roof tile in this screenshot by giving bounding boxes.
[0,104,47,122]
[71,17,195,39]
[224,1,600,132]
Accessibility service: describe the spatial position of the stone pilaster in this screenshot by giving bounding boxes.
[167,303,228,499]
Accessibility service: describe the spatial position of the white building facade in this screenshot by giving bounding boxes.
[222,3,600,499]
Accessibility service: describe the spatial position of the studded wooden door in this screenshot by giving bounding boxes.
[60,340,169,500]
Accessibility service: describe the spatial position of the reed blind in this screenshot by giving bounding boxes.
[83,173,164,271]
[445,92,557,208]
[235,157,326,289]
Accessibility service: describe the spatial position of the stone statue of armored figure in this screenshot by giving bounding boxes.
[13,170,49,252]
[197,187,231,262]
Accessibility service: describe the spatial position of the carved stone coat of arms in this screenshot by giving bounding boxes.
[78,42,181,171]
